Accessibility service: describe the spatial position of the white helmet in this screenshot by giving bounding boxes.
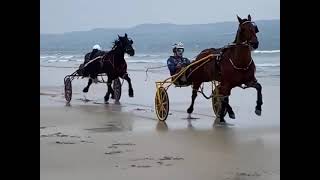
[172,42,184,56]
[93,44,102,50]
[172,42,184,49]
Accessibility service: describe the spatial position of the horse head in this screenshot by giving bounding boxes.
[234,14,260,50]
[115,33,135,56]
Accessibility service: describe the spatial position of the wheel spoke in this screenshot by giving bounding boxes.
[161,105,166,113]
[160,107,164,117]
[158,90,163,100]
[161,107,166,118]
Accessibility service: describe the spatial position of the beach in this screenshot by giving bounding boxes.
[40,55,279,180]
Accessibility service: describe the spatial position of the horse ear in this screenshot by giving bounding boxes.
[125,33,127,37]
[118,34,120,38]
[248,14,251,21]
[237,15,242,23]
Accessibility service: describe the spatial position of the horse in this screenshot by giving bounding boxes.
[79,33,135,103]
[185,14,262,123]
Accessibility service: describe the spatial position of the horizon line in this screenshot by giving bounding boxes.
[41,18,279,35]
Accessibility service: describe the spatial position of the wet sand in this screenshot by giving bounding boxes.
[40,68,280,180]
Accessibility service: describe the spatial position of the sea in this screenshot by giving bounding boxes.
[40,50,280,79]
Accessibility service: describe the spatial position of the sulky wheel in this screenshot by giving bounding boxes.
[113,78,122,102]
[64,76,72,103]
[155,87,169,121]
[212,89,227,117]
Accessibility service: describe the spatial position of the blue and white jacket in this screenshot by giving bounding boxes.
[167,56,190,75]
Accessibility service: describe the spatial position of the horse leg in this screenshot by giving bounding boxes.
[217,84,232,123]
[110,84,115,99]
[83,78,93,93]
[187,83,201,118]
[123,73,134,97]
[244,81,263,115]
[252,82,263,116]
[218,96,227,123]
[225,96,236,119]
[110,79,115,99]
[104,79,114,103]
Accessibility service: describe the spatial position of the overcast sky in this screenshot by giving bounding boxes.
[40,0,279,34]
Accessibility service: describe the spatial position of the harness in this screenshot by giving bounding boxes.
[228,57,252,70]
[101,53,128,78]
[215,42,253,71]
[83,56,103,68]
[102,53,115,69]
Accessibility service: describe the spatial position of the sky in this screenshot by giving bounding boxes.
[40,0,280,34]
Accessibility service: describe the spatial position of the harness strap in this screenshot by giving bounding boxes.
[83,56,103,68]
[228,57,252,70]
[103,54,115,69]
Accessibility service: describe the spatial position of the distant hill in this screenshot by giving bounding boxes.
[40,20,279,53]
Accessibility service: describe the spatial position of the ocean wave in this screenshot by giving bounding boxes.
[134,54,162,57]
[40,51,280,68]
[40,55,57,59]
[40,65,77,69]
[253,50,280,54]
[47,59,58,62]
[58,59,69,62]
[41,54,162,61]
[256,63,280,67]
[60,55,74,59]
[127,60,159,63]
[41,59,280,68]
[125,54,163,59]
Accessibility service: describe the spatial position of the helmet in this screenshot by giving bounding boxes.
[172,42,184,49]
[172,42,184,56]
[92,44,102,50]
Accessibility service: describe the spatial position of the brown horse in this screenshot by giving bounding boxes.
[186,14,262,123]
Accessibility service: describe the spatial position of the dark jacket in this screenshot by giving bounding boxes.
[77,50,106,77]
[84,49,106,64]
[167,56,190,75]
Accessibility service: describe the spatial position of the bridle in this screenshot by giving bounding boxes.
[227,20,258,70]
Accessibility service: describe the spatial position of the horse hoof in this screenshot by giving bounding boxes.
[215,121,234,126]
[255,109,261,116]
[129,89,134,97]
[229,113,236,119]
[216,117,226,123]
[214,118,226,126]
[83,89,88,93]
[218,121,227,126]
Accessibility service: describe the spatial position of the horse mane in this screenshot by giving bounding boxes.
[232,30,239,43]
[232,18,249,43]
[111,39,120,50]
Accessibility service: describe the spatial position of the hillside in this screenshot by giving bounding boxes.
[40,20,279,53]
